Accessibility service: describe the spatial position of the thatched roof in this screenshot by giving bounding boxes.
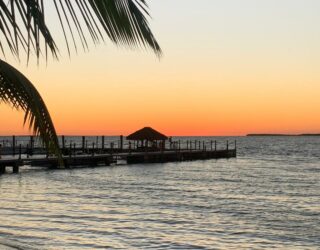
[127,127,168,141]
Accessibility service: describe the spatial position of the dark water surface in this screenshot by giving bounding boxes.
[0,137,319,249]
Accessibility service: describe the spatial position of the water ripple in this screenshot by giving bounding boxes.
[1,136,320,249]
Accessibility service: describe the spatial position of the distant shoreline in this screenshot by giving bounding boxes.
[247,134,320,137]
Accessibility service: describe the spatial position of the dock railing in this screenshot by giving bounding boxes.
[0,135,237,158]
[0,136,237,174]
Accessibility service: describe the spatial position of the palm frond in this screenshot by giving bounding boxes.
[0,0,161,59]
[0,60,62,164]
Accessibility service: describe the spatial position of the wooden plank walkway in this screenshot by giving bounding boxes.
[0,148,236,175]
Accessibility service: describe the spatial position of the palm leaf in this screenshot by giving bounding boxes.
[0,0,161,60]
[0,60,62,165]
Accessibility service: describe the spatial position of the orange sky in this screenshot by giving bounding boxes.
[1,0,320,136]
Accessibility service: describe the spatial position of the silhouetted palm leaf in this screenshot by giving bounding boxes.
[0,0,161,60]
[0,60,61,159]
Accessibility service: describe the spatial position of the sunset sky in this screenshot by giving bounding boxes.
[1,0,320,136]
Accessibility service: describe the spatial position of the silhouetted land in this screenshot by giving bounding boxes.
[247,134,320,137]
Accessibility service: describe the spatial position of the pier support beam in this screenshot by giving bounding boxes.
[62,136,65,152]
[102,136,105,151]
[0,166,5,174]
[19,144,22,159]
[120,135,123,151]
[30,136,34,155]
[13,164,19,174]
[12,135,16,156]
[82,136,86,153]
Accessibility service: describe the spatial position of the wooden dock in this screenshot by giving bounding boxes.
[0,149,236,175]
[0,136,237,175]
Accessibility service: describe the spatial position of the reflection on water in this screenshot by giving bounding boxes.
[0,137,319,249]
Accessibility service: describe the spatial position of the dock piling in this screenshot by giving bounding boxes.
[120,135,123,151]
[13,164,19,174]
[12,136,16,156]
[30,136,34,155]
[26,144,29,158]
[19,144,22,160]
[82,136,85,153]
[102,136,105,151]
[62,136,65,151]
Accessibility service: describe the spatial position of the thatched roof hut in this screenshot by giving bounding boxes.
[127,127,168,141]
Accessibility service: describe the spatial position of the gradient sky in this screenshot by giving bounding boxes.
[1,0,320,136]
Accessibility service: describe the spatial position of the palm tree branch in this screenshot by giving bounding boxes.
[0,60,61,162]
[0,0,161,59]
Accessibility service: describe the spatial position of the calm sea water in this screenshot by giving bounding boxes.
[0,136,319,249]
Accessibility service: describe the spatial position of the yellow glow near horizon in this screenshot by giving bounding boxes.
[1,0,320,136]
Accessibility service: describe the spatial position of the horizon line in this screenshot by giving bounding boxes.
[0,133,319,137]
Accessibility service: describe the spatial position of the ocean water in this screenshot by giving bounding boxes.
[0,136,319,249]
